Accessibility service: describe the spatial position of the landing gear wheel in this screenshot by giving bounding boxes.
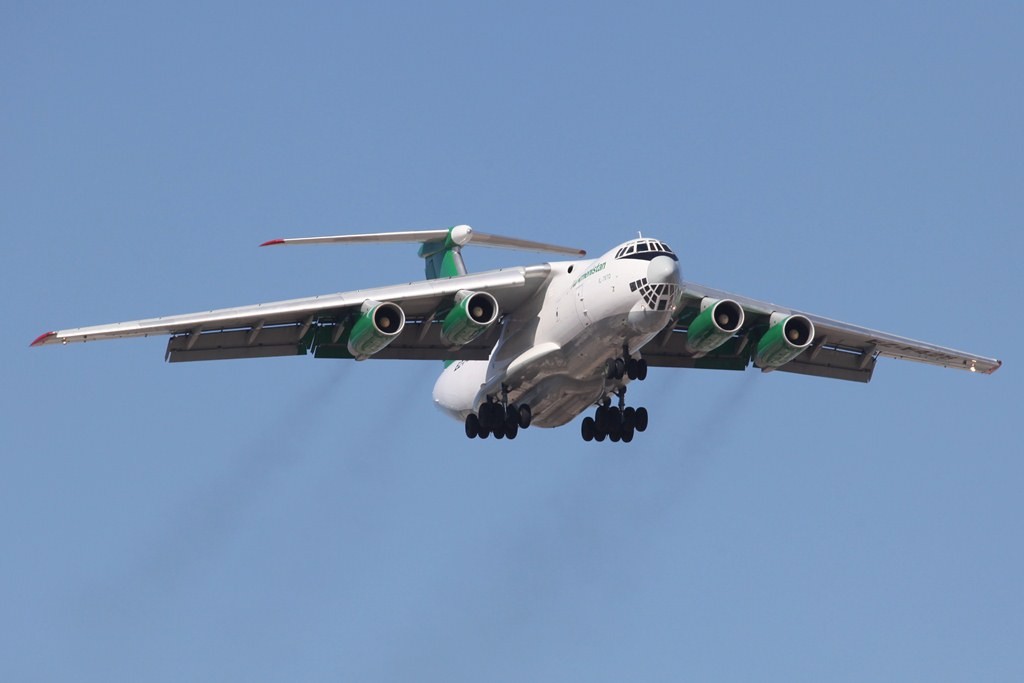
[613,358,625,379]
[506,408,520,436]
[637,359,648,381]
[621,424,635,443]
[626,358,639,380]
[478,426,490,439]
[581,417,596,442]
[493,423,505,439]
[622,407,636,430]
[465,413,480,439]
[594,430,606,442]
[607,406,621,435]
[490,403,504,431]
[635,407,649,432]
[518,404,532,429]
[605,359,618,380]
[478,403,493,431]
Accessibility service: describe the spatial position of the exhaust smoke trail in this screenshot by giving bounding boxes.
[367,371,764,679]
[105,364,350,604]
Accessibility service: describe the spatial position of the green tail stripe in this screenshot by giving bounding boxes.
[418,227,467,279]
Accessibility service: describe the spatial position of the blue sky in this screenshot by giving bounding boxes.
[3,2,1021,681]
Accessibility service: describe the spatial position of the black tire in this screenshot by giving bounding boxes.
[637,359,648,381]
[594,430,606,442]
[626,358,639,380]
[479,426,490,439]
[635,406,649,432]
[487,402,502,430]
[581,416,596,442]
[609,430,621,443]
[613,358,625,379]
[505,420,519,440]
[506,410,519,434]
[595,405,608,427]
[621,424,635,443]
[622,407,636,430]
[506,404,518,425]
[493,423,505,439]
[518,404,532,429]
[607,406,621,431]
[465,413,480,439]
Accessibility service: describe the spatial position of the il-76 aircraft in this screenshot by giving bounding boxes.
[33,225,1001,443]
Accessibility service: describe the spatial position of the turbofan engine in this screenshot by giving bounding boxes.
[754,312,815,369]
[440,290,499,347]
[685,297,745,355]
[347,300,406,359]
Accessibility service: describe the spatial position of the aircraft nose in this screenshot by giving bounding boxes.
[647,255,680,285]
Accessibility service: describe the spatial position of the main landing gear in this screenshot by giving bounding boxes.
[464,387,532,440]
[581,388,648,443]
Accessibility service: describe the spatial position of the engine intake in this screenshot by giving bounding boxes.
[686,298,745,355]
[347,300,406,359]
[754,313,815,369]
[440,290,499,347]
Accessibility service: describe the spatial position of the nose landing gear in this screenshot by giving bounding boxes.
[605,348,648,381]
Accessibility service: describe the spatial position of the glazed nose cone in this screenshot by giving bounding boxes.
[647,255,680,285]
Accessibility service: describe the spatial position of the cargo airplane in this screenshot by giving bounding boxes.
[32,226,1001,442]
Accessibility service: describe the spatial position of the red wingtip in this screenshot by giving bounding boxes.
[260,238,285,247]
[578,249,588,256]
[30,331,56,347]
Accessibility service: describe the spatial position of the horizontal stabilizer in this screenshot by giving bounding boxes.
[260,225,586,256]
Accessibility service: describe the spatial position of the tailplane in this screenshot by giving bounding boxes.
[260,225,586,280]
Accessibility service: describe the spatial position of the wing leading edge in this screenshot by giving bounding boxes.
[642,281,1001,382]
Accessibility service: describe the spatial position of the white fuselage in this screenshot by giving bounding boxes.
[432,240,682,427]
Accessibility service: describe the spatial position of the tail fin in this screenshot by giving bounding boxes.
[260,225,586,280]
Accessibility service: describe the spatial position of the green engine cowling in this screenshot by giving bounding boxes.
[347,300,406,360]
[686,298,745,355]
[440,290,499,347]
[754,313,815,369]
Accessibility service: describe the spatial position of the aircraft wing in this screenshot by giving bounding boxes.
[642,281,1002,382]
[31,265,553,363]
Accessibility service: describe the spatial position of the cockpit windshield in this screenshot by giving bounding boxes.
[614,239,677,261]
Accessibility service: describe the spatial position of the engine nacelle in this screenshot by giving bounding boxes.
[685,298,745,355]
[347,300,406,359]
[754,312,815,369]
[440,290,499,347]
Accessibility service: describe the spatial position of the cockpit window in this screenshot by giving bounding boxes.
[613,238,678,261]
